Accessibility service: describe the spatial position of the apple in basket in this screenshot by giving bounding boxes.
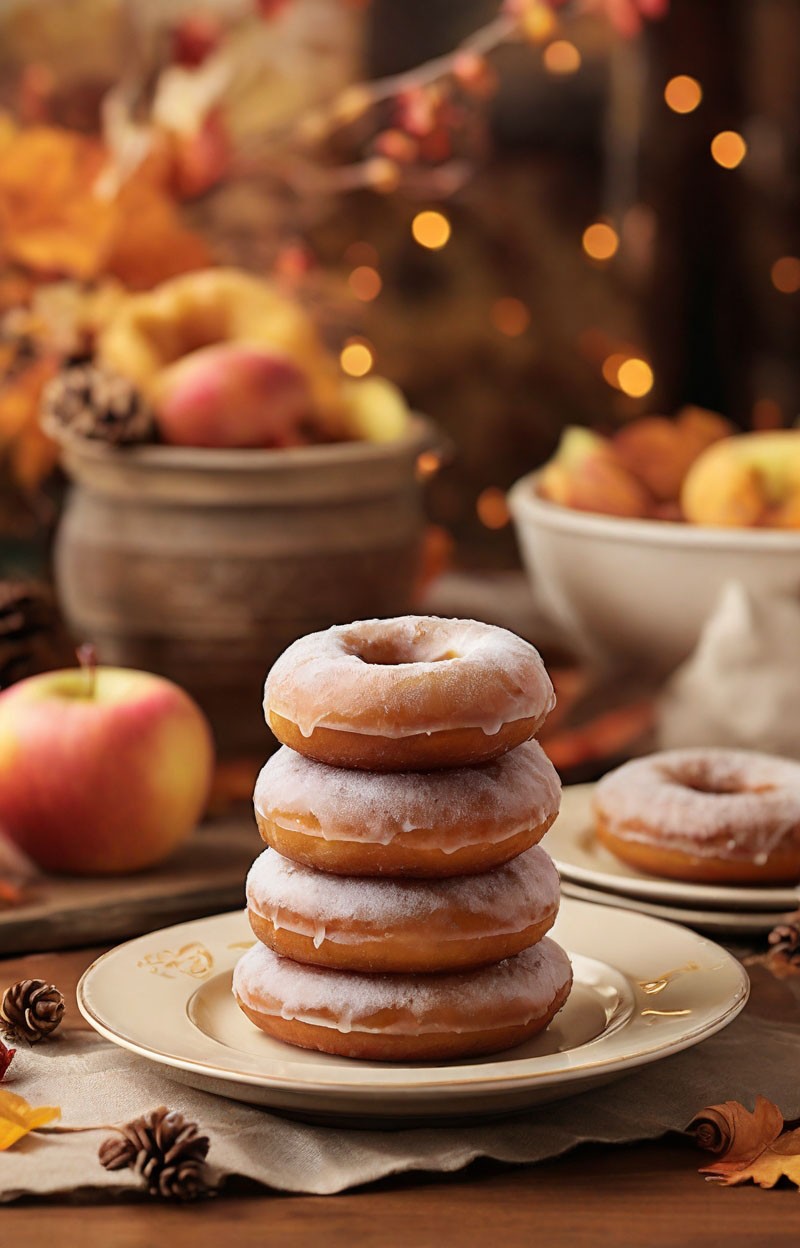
[0,655,214,875]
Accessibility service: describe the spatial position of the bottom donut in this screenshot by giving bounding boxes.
[233,937,572,1062]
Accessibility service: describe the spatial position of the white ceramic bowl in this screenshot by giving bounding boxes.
[508,470,800,675]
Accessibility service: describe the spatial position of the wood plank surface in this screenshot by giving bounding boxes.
[0,816,261,955]
[2,945,800,1245]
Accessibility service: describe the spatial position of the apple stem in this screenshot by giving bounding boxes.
[77,643,98,699]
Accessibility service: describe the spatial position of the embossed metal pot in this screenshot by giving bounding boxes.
[50,418,437,754]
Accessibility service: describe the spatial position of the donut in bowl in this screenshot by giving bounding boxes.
[593,747,800,884]
[254,739,561,877]
[245,844,561,973]
[263,616,555,772]
[233,937,573,1061]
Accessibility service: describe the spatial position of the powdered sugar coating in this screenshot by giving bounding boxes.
[233,937,572,1035]
[264,616,555,739]
[246,844,560,947]
[254,739,561,852]
[594,748,800,863]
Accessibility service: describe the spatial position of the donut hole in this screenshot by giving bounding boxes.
[350,637,460,666]
[663,761,775,797]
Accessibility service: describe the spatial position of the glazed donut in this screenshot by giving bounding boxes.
[254,740,561,877]
[594,748,800,884]
[264,616,555,771]
[233,937,573,1061]
[246,845,560,973]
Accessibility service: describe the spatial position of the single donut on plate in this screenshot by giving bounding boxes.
[593,747,800,885]
[246,844,561,973]
[254,739,561,877]
[233,937,573,1061]
[264,615,555,771]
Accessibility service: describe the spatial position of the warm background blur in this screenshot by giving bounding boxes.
[1,0,796,575]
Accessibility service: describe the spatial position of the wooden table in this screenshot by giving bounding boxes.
[3,944,800,1247]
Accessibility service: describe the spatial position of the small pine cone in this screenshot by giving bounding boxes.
[99,1106,211,1201]
[0,581,72,690]
[1,979,65,1043]
[42,361,156,445]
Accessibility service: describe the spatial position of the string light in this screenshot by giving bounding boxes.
[543,40,581,75]
[617,358,654,398]
[340,339,374,377]
[601,353,627,389]
[490,297,531,336]
[416,450,441,479]
[476,487,510,529]
[520,4,556,43]
[348,266,382,301]
[412,210,451,250]
[582,222,619,262]
[664,75,702,114]
[710,131,747,169]
[771,256,800,294]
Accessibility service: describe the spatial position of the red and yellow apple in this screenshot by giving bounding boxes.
[0,666,214,875]
[153,342,312,448]
[539,426,650,518]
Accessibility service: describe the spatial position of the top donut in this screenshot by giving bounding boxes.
[264,615,555,771]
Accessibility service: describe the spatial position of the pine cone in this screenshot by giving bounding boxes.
[99,1106,212,1201]
[766,913,800,976]
[1,979,65,1043]
[42,361,156,445]
[0,581,72,690]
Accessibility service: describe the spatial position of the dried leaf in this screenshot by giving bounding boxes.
[0,1087,60,1149]
[702,1128,800,1189]
[0,1040,14,1082]
[690,1096,784,1164]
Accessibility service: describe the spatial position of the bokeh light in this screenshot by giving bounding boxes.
[340,339,374,377]
[617,358,654,398]
[491,297,531,336]
[664,75,702,114]
[348,265,382,301]
[543,40,581,75]
[601,353,627,388]
[412,210,452,250]
[582,222,619,262]
[771,256,800,294]
[710,131,747,169]
[476,487,510,530]
[416,450,442,480]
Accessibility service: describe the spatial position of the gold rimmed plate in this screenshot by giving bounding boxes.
[550,784,800,913]
[77,899,748,1124]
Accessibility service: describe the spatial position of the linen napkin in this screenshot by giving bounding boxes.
[658,580,800,759]
[2,1006,800,1199]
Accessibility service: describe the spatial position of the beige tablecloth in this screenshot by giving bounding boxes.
[2,1006,799,1199]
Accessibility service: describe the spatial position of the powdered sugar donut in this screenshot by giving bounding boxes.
[233,937,572,1061]
[254,739,561,876]
[264,616,555,771]
[246,844,560,972]
[594,748,800,884]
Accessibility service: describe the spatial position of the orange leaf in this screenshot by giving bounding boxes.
[0,1088,60,1150]
[106,176,212,291]
[702,1128,800,1190]
[689,1096,784,1166]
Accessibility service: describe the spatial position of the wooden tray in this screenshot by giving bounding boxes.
[0,815,261,955]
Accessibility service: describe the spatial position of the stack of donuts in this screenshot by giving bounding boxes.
[233,616,572,1061]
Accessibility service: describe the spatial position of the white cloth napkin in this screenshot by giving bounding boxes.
[2,1008,799,1200]
[658,581,800,759]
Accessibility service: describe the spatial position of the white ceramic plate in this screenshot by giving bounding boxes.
[560,882,794,935]
[78,900,748,1124]
[550,784,800,912]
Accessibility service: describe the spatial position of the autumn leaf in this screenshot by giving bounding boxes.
[690,1096,800,1191]
[0,1040,14,1083]
[689,1096,784,1165]
[0,1088,60,1149]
